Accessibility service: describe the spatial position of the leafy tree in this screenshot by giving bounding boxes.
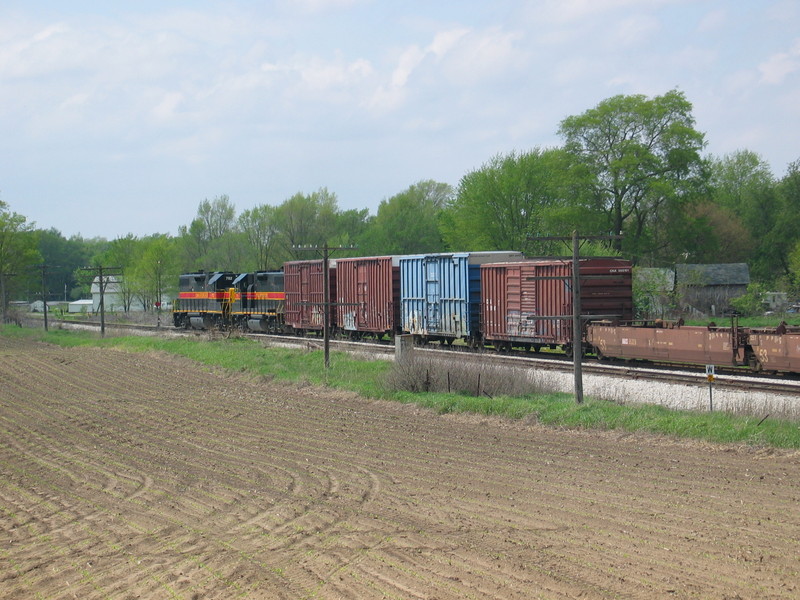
[131,235,176,313]
[708,150,780,279]
[334,208,370,255]
[359,180,451,255]
[177,195,246,271]
[274,188,341,260]
[0,201,40,318]
[197,195,236,243]
[37,229,96,301]
[239,204,279,270]
[778,159,800,292]
[558,89,708,263]
[440,149,585,254]
[729,282,769,316]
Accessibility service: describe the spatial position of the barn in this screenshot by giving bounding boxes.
[674,263,750,317]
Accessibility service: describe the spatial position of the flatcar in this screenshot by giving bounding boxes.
[586,320,800,373]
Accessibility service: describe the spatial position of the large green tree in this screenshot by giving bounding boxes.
[0,201,40,318]
[359,180,450,255]
[274,188,342,260]
[239,204,279,271]
[708,150,779,278]
[558,89,708,263]
[178,195,247,271]
[441,149,584,254]
[775,159,800,288]
[131,234,176,313]
[37,229,96,301]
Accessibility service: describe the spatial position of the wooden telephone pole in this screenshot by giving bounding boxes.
[292,244,356,369]
[80,265,122,337]
[528,231,623,403]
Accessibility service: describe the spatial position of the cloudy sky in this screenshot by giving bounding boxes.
[2,0,798,239]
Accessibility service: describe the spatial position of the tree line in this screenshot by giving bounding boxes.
[2,89,799,317]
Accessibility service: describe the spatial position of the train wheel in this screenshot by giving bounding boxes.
[747,352,762,372]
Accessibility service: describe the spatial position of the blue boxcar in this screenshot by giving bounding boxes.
[399,251,523,345]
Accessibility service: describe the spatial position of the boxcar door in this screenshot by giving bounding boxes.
[424,258,441,332]
[357,262,369,329]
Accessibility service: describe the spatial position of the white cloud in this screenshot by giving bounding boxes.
[759,39,800,84]
[297,55,373,91]
[697,9,727,33]
[610,14,660,47]
[152,92,184,120]
[438,27,524,86]
[283,0,364,14]
[536,0,675,24]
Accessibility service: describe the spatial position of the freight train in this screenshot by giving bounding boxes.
[172,253,800,374]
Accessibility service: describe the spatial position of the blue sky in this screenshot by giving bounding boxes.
[2,0,798,239]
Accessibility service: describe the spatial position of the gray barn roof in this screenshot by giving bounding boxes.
[674,263,750,286]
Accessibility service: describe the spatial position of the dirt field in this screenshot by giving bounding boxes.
[1,335,799,599]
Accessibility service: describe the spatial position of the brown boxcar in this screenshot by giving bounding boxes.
[335,255,401,338]
[747,328,800,372]
[480,258,633,351]
[283,259,337,333]
[586,323,748,366]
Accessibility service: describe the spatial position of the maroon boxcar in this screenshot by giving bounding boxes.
[283,259,337,333]
[335,256,401,339]
[480,258,633,351]
[586,322,748,366]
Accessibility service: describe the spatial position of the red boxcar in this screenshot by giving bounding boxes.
[283,260,337,333]
[480,258,633,351]
[335,256,401,339]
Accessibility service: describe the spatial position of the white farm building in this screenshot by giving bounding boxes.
[90,276,148,312]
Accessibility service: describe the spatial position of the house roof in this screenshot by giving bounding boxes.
[674,263,750,286]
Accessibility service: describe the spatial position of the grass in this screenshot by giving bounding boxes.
[5,324,800,449]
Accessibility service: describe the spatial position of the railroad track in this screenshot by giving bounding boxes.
[50,318,800,397]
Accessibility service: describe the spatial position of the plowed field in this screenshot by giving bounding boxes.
[1,335,799,599]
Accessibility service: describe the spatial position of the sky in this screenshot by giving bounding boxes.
[1,0,799,240]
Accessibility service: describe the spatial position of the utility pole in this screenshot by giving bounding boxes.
[80,265,122,337]
[293,243,356,369]
[35,264,51,331]
[528,231,623,404]
[572,231,582,403]
[32,263,64,331]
